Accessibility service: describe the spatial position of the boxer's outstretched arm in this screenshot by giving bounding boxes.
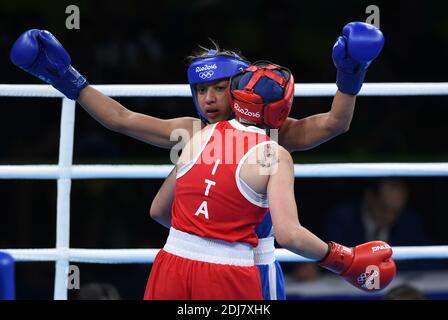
[279,91,355,152]
[78,86,197,149]
[279,22,384,152]
[10,29,197,149]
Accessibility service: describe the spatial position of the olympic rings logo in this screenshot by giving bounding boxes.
[357,265,380,290]
[357,272,370,284]
[199,71,214,79]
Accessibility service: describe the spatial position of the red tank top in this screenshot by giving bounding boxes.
[171,120,274,246]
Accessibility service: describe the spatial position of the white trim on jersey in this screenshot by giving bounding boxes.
[176,123,218,179]
[235,140,277,208]
[238,177,269,208]
[228,119,267,135]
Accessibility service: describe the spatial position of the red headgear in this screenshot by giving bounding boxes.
[229,61,294,129]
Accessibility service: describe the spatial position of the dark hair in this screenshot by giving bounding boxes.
[185,39,249,65]
[383,284,427,300]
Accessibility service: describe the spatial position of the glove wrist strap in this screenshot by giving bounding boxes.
[336,69,366,96]
[53,66,89,100]
[318,241,354,275]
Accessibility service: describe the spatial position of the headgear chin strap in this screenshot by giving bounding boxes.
[229,61,295,129]
[187,50,250,124]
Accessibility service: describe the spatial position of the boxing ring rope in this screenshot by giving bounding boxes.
[2,163,448,179]
[2,82,448,97]
[1,83,448,300]
[5,246,448,264]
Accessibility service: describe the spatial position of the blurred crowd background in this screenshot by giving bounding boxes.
[1,0,447,299]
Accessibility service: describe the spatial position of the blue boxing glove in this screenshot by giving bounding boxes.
[333,22,384,95]
[10,29,88,100]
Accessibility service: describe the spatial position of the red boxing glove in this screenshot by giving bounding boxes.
[318,241,396,292]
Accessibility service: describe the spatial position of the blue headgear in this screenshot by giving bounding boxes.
[187,49,250,124]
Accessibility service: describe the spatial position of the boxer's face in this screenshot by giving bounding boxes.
[196,79,231,123]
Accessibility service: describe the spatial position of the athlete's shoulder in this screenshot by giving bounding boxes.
[277,145,293,164]
[262,143,292,171]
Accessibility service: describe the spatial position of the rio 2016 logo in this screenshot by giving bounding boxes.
[233,103,261,118]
